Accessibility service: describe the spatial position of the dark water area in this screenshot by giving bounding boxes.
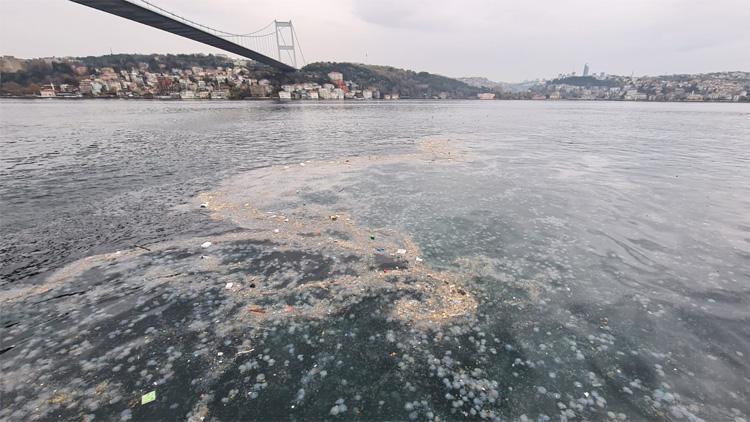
[1,99,749,421]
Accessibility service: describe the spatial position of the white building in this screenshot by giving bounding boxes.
[328,71,344,82]
[91,81,103,95]
[210,90,229,100]
[318,88,331,100]
[39,85,56,97]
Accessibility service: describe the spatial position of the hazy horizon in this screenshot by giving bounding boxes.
[2,0,749,82]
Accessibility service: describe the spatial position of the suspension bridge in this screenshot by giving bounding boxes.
[68,0,305,72]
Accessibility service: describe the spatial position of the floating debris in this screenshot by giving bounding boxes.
[2,137,743,422]
[141,391,156,405]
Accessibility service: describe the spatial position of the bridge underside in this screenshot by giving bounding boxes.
[69,0,296,72]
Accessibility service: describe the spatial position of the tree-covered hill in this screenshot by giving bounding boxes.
[1,55,484,98]
[548,75,619,87]
[301,62,483,98]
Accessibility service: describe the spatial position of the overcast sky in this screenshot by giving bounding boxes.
[1,0,748,82]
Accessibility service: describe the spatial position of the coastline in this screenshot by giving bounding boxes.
[1,96,747,103]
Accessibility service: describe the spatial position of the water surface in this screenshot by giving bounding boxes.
[1,100,749,421]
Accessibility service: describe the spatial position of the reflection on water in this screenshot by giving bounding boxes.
[1,100,749,421]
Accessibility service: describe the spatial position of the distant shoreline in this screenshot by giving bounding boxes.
[1,96,746,104]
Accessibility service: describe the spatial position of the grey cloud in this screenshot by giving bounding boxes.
[351,0,493,31]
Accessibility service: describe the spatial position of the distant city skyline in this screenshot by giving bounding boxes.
[2,0,749,82]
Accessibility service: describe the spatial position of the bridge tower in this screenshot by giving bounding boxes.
[274,20,297,68]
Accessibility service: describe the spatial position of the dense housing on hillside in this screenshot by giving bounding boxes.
[530,73,750,102]
[0,54,482,100]
[2,54,747,102]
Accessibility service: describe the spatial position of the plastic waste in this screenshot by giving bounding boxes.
[141,391,156,405]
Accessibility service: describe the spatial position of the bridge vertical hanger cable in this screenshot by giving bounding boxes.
[136,0,302,68]
[69,0,302,70]
[292,24,306,67]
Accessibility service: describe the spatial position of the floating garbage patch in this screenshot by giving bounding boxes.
[1,140,748,421]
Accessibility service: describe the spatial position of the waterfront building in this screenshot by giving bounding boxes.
[210,89,229,100]
[249,84,271,97]
[318,88,331,99]
[39,84,56,97]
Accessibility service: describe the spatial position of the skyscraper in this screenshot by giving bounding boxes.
[583,63,590,77]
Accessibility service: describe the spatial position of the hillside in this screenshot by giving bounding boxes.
[0,54,277,96]
[1,55,485,99]
[548,75,619,87]
[301,62,483,99]
[457,76,505,90]
[458,76,544,93]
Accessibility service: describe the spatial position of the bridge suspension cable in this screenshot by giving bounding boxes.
[95,0,305,69]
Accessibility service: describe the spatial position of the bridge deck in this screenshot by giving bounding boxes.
[69,0,296,72]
